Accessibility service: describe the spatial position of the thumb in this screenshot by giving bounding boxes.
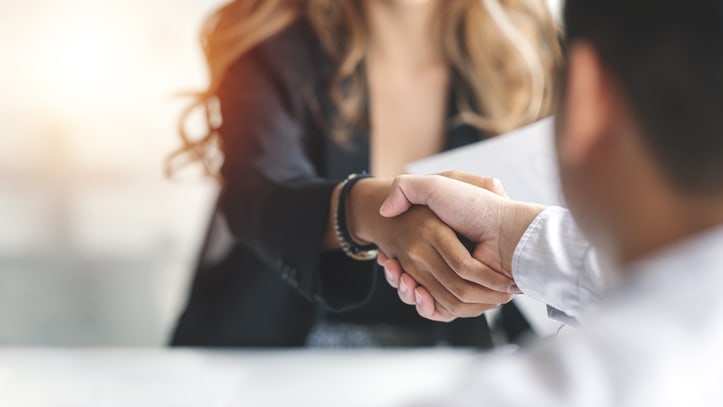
[439,171,509,198]
[379,176,414,217]
[490,178,509,198]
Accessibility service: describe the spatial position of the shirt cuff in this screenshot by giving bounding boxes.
[512,206,591,318]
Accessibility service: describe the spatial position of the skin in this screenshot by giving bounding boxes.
[379,42,723,322]
[366,0,449,177]
[378,175,543,321]
[321,0,518,311]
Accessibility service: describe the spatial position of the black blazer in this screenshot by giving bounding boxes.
[171,19,495,348]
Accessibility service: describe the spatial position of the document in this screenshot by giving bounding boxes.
[407,117,564,336]
[407,117,563,207]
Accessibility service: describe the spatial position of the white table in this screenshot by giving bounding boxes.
[0,348,484,407]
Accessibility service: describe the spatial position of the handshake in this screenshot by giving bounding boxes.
[366,172,545,322]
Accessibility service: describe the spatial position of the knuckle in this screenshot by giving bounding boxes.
[444,170,463,179]
[500,293,515,304]
[420,216,440,235]
[436,307,459,322]
[471,305,493,317]
[455,265,470,280]
[452,283,473,303]
[489,278,511,294]
[455,257,476,278]
[397,290,413,305]
[419,226,434,242]
[400,265,421,282]
[447,300,467,316]
[444,252,464,272]
[476,267,506,290]
[406,243,426,261]
[481,177,495,189]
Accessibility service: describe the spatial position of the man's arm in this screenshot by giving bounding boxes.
[512,206,605,318]
[378,174,605,321]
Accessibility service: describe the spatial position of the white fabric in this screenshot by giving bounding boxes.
[415,208,723,406]
[513,206,608,319]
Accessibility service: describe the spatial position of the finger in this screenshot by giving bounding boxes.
[432,227,518,295]
[423,247,514,310]
[439,171,508,198]
[415,284,499,323]
[493,178,508,197]
[377,251,390,266]
[416,221,517,300]
[413,285,437,318]
[400,255,468,317]
[379,175,414,217]
[403,250,503,319]
[379,175,437,218]
[397,273,456,322]
[414,286,456,322]
[382,177,507,244]
[383,258,403,289]
[397,273,418,305]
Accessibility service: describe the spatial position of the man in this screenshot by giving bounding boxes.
[378,0,723,405]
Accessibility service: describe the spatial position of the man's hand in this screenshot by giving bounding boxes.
[344,177,516,320]
[378,172,546,321]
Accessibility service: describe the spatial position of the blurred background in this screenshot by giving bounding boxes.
[0,0,563,347]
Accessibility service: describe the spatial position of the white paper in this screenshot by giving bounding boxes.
[407,117,564,207]
[407,117,565,337]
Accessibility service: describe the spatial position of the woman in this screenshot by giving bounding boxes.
[169,0,560,347]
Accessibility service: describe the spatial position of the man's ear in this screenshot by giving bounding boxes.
[561,42,615,166]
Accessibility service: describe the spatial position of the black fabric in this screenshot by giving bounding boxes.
[171,18,498,348]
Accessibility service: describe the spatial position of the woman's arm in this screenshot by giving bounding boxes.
[217,46,361,308]
[219,44,515,314]
[344,177,517,319]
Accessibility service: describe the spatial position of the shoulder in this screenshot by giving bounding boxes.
[225,17,331,90]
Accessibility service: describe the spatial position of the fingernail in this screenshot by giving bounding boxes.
[399,280,408,294]
[379,200,389,215]
[509,284,523,295]
[414,291,422,306]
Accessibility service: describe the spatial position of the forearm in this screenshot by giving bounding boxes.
[323,177,395,250]
[319,178,390,310]
[347,178,394,245]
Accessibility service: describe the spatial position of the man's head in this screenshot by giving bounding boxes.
[556,0,723,261]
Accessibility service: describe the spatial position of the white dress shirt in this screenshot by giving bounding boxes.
[417,207,723,406]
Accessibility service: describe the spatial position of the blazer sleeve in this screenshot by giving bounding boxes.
[215,45,375,310]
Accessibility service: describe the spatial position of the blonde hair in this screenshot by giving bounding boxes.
[167,0,561,177]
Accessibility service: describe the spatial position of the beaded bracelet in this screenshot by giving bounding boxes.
[335,173,379,261]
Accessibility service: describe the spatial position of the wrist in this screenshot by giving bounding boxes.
[499,200,546,273]
[346,178,391,245]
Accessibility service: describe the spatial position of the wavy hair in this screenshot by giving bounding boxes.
[167,0,561,177]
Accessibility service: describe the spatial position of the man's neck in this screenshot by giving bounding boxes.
[364,1,442,70]
[617,195,723,266]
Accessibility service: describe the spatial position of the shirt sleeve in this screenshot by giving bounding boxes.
[216,45,375,310]
[511,206,606,318]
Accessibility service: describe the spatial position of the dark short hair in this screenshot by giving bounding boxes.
[563,0,723,193]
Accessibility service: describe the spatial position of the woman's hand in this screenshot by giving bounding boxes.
[346,177,516,321]
[376,172,545,322]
